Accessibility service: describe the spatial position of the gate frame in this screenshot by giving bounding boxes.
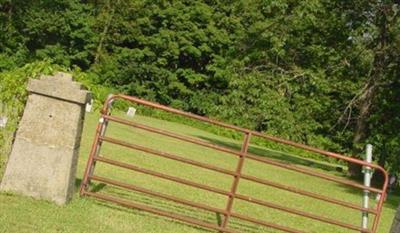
[80,94,388,233]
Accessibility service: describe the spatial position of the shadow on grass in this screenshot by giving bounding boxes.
[195,136,400,211]
[333,180,400,211]
[94,199,263,233]
[196,135,343,174]
[75,178,107,193]
[82,182,264,233]
[75,178,82,189]
[85,198,215,232]
[385,194,400,210]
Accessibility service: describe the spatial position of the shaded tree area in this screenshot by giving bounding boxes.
[0,0,399,178]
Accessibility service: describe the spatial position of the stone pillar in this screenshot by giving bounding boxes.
[0,72,91,205]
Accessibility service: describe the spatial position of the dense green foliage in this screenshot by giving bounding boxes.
[0,61,54,175]
[0,0,399,176]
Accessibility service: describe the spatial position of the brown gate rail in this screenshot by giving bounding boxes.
[80,94,388,233]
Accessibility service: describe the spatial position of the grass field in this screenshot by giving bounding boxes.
[0,110,398,233]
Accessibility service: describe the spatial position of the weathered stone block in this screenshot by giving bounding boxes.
[0,72,91,205]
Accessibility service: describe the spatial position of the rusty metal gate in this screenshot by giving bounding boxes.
[80,94,388,233]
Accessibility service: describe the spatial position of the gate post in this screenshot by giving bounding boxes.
[0,72,91,204]
[221,132,251,230]
[362,144,373,230]
[80,94,113,195]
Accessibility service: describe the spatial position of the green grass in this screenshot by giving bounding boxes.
[0,111,398,233]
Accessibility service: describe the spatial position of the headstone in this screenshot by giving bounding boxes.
[389,175,398,193]
[0,116,7,128]
[86,99,93,113]
[127,107,136,117]
[0,72,91,205]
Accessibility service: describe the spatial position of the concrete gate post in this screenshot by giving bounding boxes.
[0,72,91,204]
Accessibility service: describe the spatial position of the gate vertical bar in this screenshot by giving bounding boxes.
[221,132,251,230]
[79,116,107,195]
[80,96,113,195]
[88,98,114,178]
[362,144,373,231]
[88,115,109,177]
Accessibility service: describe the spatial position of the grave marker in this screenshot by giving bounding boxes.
[127,107,136,117]
[0,116,7,128]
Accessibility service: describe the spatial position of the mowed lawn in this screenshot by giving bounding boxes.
[0,110,398,233]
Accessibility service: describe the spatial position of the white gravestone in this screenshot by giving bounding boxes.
[0,116,7,128]
[127,107,136,117]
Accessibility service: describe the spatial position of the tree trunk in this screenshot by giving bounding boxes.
[348,84,376,178]
[8,2,12,23]
[348,5,388,178]
[372,141,387,186]
[94,0,118,64]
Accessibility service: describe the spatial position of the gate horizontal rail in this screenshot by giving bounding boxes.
[80,94,388,233]
[99,135,376,214]
[103,114,382,194]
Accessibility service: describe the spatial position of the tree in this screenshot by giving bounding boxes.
[0,0,399,177]
[335,1,400,178]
